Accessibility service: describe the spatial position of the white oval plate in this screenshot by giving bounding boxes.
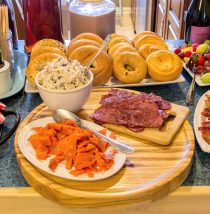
[18,117,127,181]
[194,90,210,153]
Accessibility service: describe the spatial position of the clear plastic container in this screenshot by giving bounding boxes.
[0,30,14,75]
[69,0,116,39]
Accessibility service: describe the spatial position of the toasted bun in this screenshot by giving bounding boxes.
[26,53,63,86]
[113,52,147,84]
[71,33,104,45]
[30,46,67,60]
[146,50,183,82]
[32,39,66,54]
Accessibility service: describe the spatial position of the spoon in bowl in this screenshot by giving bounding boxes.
[53,109,135,154]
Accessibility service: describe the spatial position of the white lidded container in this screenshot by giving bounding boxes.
[69,0,116,39]
[0,61,12,95]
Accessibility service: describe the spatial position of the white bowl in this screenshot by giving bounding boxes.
[35,70,93,112]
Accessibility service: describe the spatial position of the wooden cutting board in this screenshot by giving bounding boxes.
[14,88,195,208]
[78,89,189,145]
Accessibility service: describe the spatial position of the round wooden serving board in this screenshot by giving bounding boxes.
[14,88,195,208]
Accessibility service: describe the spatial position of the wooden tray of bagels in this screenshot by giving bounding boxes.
[25,31,185,92]
[16,85,195,208]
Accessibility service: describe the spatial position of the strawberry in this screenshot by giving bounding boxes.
[178,52,185,59]
[197,54,205,66]
[174,47,181,55]
[192,43,200,52]
[185,51,192,58]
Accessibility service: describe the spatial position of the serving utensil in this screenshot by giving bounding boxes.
[0,5,9,38]
[53,109,135,154]
[85,34,112,72]
[186,67,197,105]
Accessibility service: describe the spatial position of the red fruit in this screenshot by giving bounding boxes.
[197,54,205,66]
[185,51,192,57]
[206,66,210,73]
[174,47,181,55]
[192,43,200,52]
[197,65,203,74]
[178,52,185,59]
[204,53,210,62]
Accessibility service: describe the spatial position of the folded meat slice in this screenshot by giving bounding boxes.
[100,89,171,110]
[91,107,128,126]
[91,89,171,132]
[136,93,171,110]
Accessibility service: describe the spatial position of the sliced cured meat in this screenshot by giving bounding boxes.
[91,107,128,126]
[201,108,210,117]
[100,89,171,110]
[90,89,171,132]
[127,100,164,128]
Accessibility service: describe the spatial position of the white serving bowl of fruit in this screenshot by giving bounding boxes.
[174,40,210,83]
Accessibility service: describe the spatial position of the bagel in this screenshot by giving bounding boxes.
[69,45,112,86]
[107,37,132,51]
[32,39,66,54]
[113,52,147,84]
[135,35,168,50]
[26,53,63,86]
[132,31,160,46]
[71,33,103,45]
[146,50,183,82]
[108,42,129,58]
[112,45,138,59]
[138,44,168,59]
[110,33,128,39]
[30,46,67,60]
[67,39,101,56]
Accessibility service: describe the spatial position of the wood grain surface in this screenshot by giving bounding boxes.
[14,88,195,208]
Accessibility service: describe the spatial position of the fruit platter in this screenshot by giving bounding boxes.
[174,40,210,86]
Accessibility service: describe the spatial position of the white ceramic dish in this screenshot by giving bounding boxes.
[35,70,93,112]
[183,64,209,87]
[0,50,27,99]
[25,74,185,93]
[0,60,12,95]
[18,117,127,181]
[194,90,210,153]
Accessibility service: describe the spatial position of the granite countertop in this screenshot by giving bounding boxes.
[0,40,210,187]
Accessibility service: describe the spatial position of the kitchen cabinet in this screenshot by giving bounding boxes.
[155,0,190,39]
[132,0,190,39]
[155,0,167,37]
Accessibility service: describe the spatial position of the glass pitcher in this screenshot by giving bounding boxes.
[21,0,64,52]
[69,0,116,39]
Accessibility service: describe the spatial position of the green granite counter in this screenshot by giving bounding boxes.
[0,40,210,188]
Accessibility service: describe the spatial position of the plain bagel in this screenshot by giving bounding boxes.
[113,52,147,84]
[67,39,101,56]
[70,33,104,45]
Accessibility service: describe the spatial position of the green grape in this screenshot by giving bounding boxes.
[196,44,208,54]
[201,73,210,83]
